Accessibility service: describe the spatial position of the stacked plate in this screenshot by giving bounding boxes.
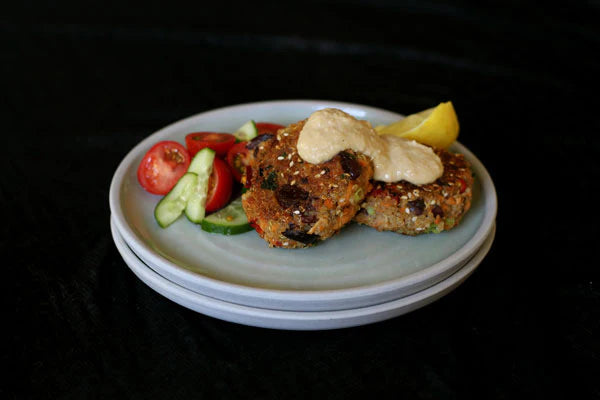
[109,100,497,330]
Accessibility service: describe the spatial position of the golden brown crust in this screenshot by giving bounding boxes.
[242,120,374,248]
[354,148,473,235]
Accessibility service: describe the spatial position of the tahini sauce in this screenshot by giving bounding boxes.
[297,108,443,185]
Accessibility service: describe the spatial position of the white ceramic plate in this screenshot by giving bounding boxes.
[111,215,496,330]
[109,100,497,311]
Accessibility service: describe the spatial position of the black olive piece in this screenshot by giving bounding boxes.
[300,213,317,225]
[275,184,309,209]
[338,151,361,179]
[282,229,320,245]
[246,134,274,150]
[408,199,425,216]
[299,202,317,225]
[432,205,444,218]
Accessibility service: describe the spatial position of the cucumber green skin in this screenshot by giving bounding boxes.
[184,148,215,223]
[154,172,197,228]
[200,220,253,235]
[233,120,258,142]
[188,147,215,175]
[200,197,252,235]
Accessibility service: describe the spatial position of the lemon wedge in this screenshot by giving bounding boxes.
[375,101,459,149]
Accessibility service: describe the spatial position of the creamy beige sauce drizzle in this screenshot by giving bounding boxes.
[297,108,443,184]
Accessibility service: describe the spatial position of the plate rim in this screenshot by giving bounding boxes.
[110,215,496,330]
[117,213,478,311]
[109,99,497,302]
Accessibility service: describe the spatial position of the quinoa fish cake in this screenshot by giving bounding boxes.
[354,148,473,235]
[242,120,374,248]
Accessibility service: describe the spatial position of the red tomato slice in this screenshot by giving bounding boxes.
[137,141,191,195]
[185,132,236,157]
[205,157,233,212]
[255,122,285,135]
[456,178,467,193]
[226,141,251,182]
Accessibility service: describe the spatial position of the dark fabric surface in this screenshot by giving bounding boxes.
[3,1,599,398]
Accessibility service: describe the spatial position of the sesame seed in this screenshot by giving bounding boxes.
[283,132,289,136]
[290,180,296,185]
[259,146,264,150]
[293,210,300,214]
[320,170,326,175]
[405,207,410,214]
[277,156,284,160]
[277,134,281,141]
[401,195,408,200]
[289,161,294,167]
[293,171,300,175]
[416,227,423,231]
[412,216,417,222]
[314,173,321,178]
[430,200,436,205]
[331,184,338,188]
[283,242,289,246]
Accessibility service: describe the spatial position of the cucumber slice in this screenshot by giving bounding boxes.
[154,172,198,228]
[187,147,216,175]
[185,148,216,223]
[201,197,252,235]
[233,120,258,142]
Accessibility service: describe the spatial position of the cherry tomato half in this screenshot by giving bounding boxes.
[137,141,191,195]
[226,141,251,182]
[185,132,236,157]
[205,157,233,212]
[255,122,285,135]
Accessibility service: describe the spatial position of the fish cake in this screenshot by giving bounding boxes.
[354,148,473,235]
[242,120,374,248]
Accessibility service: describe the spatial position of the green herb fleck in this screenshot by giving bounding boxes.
[352,188,364,204]
[261,171,278,190]
[426,223,441,234]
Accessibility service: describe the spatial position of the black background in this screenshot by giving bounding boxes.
[3,1,599,399]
